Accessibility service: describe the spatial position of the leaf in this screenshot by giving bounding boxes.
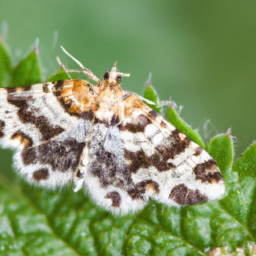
[20,184,135,256]
[142,82,205,148]
[0,177,79,256]
[206,131,234,181]
[47,70,78,82]
[12,49,41,87]
[143,84,161,113]
[1,42,256,255]
[167,106,205,148]
[219,142,256,241]
[0,41,12,87]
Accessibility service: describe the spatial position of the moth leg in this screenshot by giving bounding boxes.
[56,56,73,79]
[60,46,101,86]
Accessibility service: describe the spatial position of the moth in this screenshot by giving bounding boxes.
[0,47,225,215]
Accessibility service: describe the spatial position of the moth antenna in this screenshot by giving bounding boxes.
[111,61,117,72]
[61,46,101,86]
[122,73,130,78]
[52,30,59,50]
[133,93,156,105]
[110,61,130,78]
[56,56,72,79]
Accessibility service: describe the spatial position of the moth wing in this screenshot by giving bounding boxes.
[82,103,224,214]
[79,119,147,215]
[137,108,225,206]
[0,79,97,188]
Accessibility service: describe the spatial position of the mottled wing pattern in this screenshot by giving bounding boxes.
[0,79,97,188]
[0,76,225,215]
[81,90,225,214]
[136,107,224,206]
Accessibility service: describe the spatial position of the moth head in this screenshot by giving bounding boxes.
[104,61,130,87]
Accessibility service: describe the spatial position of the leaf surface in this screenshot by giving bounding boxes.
[12,49,41,87]
[143,84,161,113]
[0,43,256,256]
[0,41,12,87]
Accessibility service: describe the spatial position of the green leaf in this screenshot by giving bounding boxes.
[206,131,234,179]
[143,82,205,148]
[167,106,205,148]
[0,177,79,256]
[47,70,78,82]
[12,49,41,87]
[143,84,161,113]
[219,142,256,240]
[20,184,136,256]
[0,41,12,87]
[1,42,256,255]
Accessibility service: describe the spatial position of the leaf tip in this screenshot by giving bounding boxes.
[145,72,152,87]
[34,38,40,55]
[226,128,232,136]
[167,100,177,111]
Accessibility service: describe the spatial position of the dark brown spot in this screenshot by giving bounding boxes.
[95,102,100,111]
[33,168,49,181]
[94,118,109,127]
[127,187,144,200]
[105,191,121,207]
[150,150,176,171]
[149,110,158,118]
[91,149,123,187]
[43,83,50,93]
[21,106,63,140]
[156,129,191,160]
[124,149,175,173]
[136,180,160,194]
[120,114,151,133]
[122,93,131,100]
[169,184,208,205]
[77,169,83,178]
[111,115,120,126]
[21,148,36,166]
[123,128,191,173]
[11,131,33,147]
[22,139,85,172]
[22,85,32,91]
[7,87,17,93]
[125,150,150,173]
[160,120,167,128]
[89,137,134,191]
[80,110,94,121]
[86,84,95,94]
[116,74,122,83]
[194,147,203,156]
[52,80,64,97]
[0,120,5,138]
[18,109,64,141]
[54,80,64,90]
[7,97,65,141]
[7,94,33,101]
[57,97,79,116]
[54,90,61,97]
[104,72,110,80]
[193,159,223,183]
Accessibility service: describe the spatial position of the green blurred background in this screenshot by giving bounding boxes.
[0,0,256,159]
